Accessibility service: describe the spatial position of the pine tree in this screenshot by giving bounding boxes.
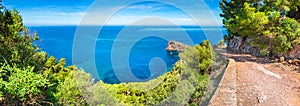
[220,0,262,41]
[221,0,300,56]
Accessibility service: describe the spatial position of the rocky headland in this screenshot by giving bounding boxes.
[166,41,188,55]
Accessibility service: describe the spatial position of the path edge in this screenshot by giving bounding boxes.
[208,59,237,106]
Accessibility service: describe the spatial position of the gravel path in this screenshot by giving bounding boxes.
[216,48,300,106]
[236,61,300,106]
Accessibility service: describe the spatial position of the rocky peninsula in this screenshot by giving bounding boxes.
[166,41,188,55]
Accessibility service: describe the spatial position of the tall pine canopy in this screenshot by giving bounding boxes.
[221,0,300,56]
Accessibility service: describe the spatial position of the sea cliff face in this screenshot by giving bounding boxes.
[227,36,300,59]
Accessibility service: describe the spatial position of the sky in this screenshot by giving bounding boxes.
[3,0,223,26]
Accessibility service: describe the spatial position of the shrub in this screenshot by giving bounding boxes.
[180,40,213,75]
[273,18,300,55]
[1,64,50,105]
[54,71,88,105]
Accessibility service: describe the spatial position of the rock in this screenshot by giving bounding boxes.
[227,36,262,57]
[258,99,263,103]
[274,59,279,62]
[282,61,288,65]
[293,59,300,65]
[227,36,300,60]
[280,57,285,63]
[287,45,300,59]
[257,97,263,103]
[166,41,188,55]
[288,60,293,64]
[257,96,265,103]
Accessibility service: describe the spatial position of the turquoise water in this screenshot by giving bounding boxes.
[29,26,226,84]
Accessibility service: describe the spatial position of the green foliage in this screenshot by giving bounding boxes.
[0,3,92,105]
[1,64,50,105]
[252,16,300,56]
[225,2,269,38]
[180,40,213,74]
[273,18,300,54]
[188,75,209,105]
[0,6,42,70]
[0,79,3,101]
[54,70,90,105]
[43,57,73,83]
[220,0,261,39]
[88,81,117,106]
[179,40,213,105]
[102,67,181,105]
[42,57,91,105]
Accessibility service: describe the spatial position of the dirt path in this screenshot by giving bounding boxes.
[216,48,300,106]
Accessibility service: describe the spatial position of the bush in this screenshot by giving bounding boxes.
[273,18,300,54]
[1,64,50,105]
[54,71,89,105]
[101,67,181,105]
[180,40,213,74]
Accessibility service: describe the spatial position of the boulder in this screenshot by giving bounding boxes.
[288,60,293,64]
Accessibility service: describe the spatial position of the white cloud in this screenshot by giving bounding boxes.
[56,12,85,16]
[15,0,222,26]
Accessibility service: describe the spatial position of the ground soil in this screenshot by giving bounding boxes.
[217,48,300,106]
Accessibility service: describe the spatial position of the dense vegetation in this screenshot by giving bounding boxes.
[0,2,215,105]
[0,3,90,105]
[221,0,300,56]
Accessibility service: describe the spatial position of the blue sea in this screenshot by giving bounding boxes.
[29,26,226,84]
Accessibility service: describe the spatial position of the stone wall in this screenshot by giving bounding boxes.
[208,59,237,106]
